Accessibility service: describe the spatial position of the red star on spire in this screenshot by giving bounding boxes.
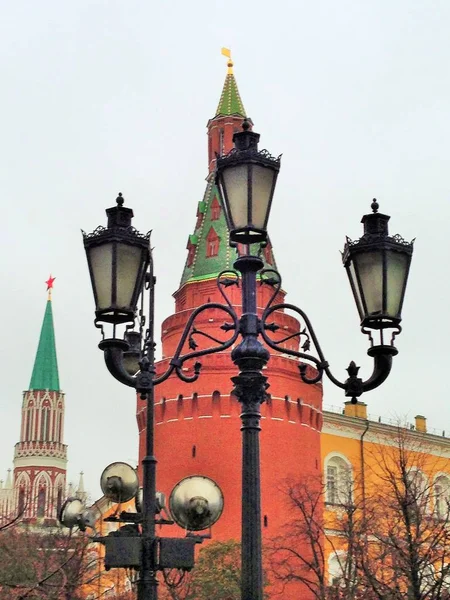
[46,275,56,291]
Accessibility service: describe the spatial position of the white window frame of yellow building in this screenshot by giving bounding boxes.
[324,452,353,506]
[328,550,347,586]
[433,472,450,519]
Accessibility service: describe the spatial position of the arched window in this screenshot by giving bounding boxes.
[325,455,352,505]
[435,475,450,518]
[18,488,26,516]
[219,129,224,156]
[58,411,63,442]
[37,487,46,518]
[407,469,428,517]
[56,487,63,517]
[41,406,50,441]
[187,243,196,267]
[26,403,34,440]
[210,197,221,221]
[206,227,220,258]
[328,552,345,586]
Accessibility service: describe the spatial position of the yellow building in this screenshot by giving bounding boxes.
[319,401,450,597]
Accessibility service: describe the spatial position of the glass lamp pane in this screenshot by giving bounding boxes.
[386,250,408,317]
[222,164,248,229]
[354,250,383,317]
[347,260,364,321]
[251,165,275,229]
[89,243,113,310]
[116,243,143,309]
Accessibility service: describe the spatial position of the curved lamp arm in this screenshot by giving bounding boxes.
[260,302,344,387]
[341,345,397,402]
[158,302,240,385]
[99,339,137,388]
[261,302,399,401]
[98,302,240,391]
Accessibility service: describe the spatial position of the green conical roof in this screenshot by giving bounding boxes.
[180,176,277,287]
[215,65,246,117]
[29,298,60,391]
[179,59,276,288]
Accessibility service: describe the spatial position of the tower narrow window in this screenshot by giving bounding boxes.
[26,404,33,440]
[206,227,220,258]
[41,407,50,441]
[212,391,221,416]
[208,239,218,256]
[56,488,63,517]
[37,487,46,518]
[210,197,221,221]
[219,129,224,156]
[54,413,60,442]
[18,489,25,516]
[187,242,196,267]
[285,396,291,420]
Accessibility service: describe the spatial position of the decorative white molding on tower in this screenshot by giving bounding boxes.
[0,277,68,524]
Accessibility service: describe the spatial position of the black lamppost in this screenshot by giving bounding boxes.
[83,122,413,600]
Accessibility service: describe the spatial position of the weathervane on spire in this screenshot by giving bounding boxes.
[46,274,56,300]
[221,47,233,74]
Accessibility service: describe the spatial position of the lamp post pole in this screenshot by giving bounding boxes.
[231,255,269,600]
[136,256,158,600]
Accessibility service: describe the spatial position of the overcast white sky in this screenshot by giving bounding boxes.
[1,0,449,500]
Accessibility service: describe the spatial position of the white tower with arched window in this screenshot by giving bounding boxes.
[11,278,67,524]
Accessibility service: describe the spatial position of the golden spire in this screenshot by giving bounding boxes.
[221,47,233,74]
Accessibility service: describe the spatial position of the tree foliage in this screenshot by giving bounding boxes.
[0,525,117,599]
[358,429,450,599]
[269,476,364,600]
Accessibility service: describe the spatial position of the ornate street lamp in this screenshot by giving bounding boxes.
[342,198,414,333]
[215,118,281,244]
[82,122,414,600]
[82,193,150,326]
[82,196,238,600]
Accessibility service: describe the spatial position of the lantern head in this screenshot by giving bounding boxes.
[215,119,281,245]
[82,193,150,325]
[342,199,414,330]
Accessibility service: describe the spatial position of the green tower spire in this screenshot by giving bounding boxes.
[180,178,277,287]
[215,55,246,117]
[179,54,276,288]
[29,277,60,391]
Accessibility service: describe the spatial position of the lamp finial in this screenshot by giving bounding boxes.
[371,198,379,213]
[116,192,124,207]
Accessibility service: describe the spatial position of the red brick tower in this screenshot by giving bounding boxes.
[13,277,67,524]
[137,59,323,597]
